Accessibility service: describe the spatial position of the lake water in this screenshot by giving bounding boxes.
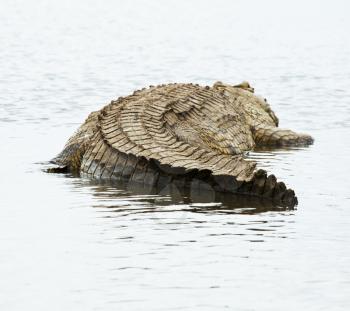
[1,0,350,310]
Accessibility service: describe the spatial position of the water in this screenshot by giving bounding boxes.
[1,0,350,310]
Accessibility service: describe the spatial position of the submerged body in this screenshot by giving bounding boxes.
[50,82,313,207]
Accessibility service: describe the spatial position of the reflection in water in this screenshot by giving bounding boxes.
[64,175,295,243]
[73,177,295,216]
[248,145,313,170]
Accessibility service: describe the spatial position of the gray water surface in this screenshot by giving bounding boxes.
[1,0,350,310]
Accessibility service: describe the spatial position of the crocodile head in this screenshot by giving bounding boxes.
[213,81,279,127]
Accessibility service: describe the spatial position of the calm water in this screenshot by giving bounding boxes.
[1,0,350,310]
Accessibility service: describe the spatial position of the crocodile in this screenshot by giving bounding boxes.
[48,81,313,207]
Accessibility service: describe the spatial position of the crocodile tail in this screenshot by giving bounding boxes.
[79,133,298,208]
[192,169,297,208]
[234,169,297,207]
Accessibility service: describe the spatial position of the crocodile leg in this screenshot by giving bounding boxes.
[253,126,314,147]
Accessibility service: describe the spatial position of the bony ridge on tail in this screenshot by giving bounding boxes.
[47,81,313,208]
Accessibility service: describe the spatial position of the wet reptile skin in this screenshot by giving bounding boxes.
[50,81,313,207]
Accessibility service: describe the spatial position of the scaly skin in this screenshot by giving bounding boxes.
[49,82,313,207]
